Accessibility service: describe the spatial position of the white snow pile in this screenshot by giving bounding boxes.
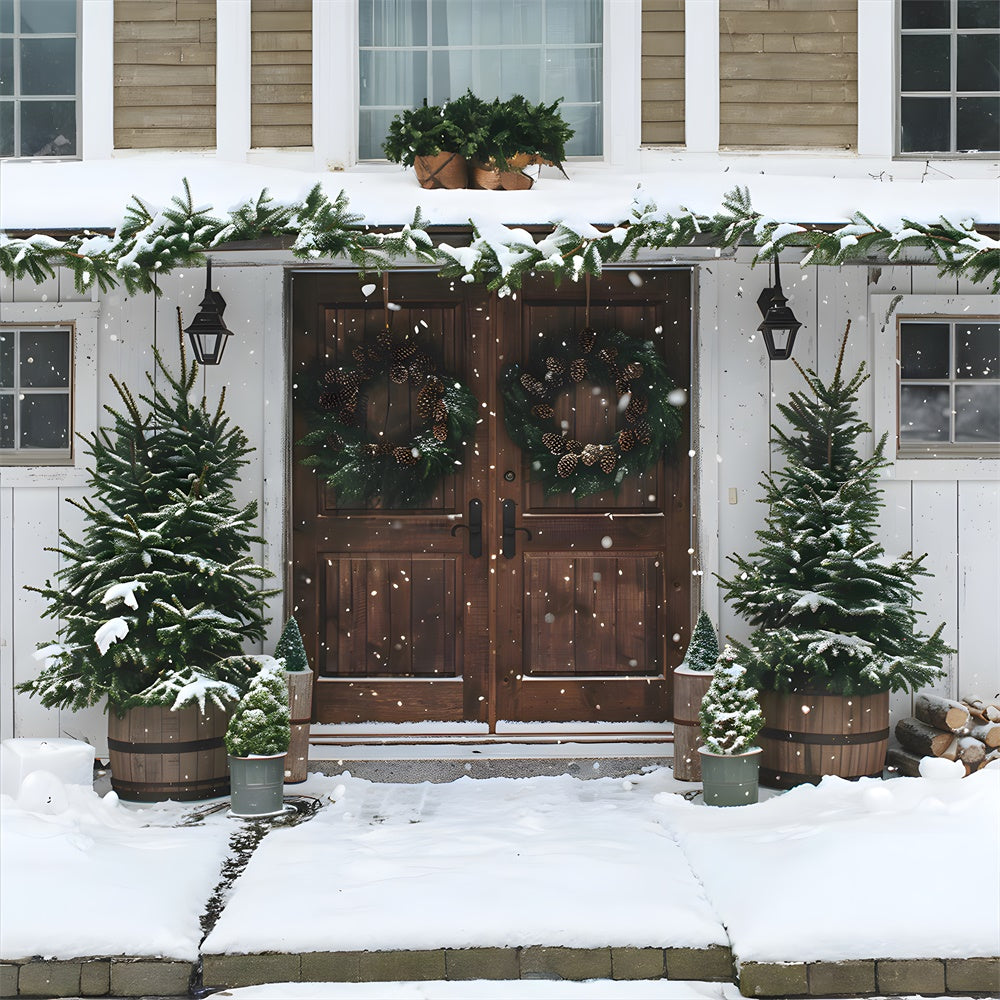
[657,765,1000,964]
[0,780,231,961]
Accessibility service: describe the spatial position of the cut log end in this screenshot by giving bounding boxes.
[915,693,970,733]
[895,717,955,757]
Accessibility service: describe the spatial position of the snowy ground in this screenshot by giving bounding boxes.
[1,760,997,977]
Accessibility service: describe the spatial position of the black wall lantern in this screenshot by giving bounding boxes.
[184,260,232,365]
[756,255,802,361]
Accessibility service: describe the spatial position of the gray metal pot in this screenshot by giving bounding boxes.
[228,753,286,817]
[698,746,762,806]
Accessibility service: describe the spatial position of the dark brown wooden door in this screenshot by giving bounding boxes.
[291,268,691,728]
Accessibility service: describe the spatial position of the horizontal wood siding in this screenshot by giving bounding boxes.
[113,0,217,149]
[641,0,684,145]
[251,0,312,148]
[719,0,857,149]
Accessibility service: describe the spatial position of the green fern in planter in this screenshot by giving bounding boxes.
[225,659,290,758]
[473,94,574,173]
[679,610,719,672]
[699,647,763,755]
[383,103,481,166]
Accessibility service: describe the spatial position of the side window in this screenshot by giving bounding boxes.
[898,319,1000,455]
[898,0,1000,155]
[0,0,79,158]
[0,326,74,464]
[357,0,603,160]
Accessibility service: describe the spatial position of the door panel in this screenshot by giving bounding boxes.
[291,268,692,728]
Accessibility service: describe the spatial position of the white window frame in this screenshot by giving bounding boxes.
[0,302,98,488]
[871,293,1000,482]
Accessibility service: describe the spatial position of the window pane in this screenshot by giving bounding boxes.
[19,331,69,388]
[0,331,13,386]
[958,34,1000,91]
[20,0,76,34]
[901,96,951,151]
[957,96,1000,150]
[959,0,1000,28]
[359,0,427,47]
[360,49,426,107]
[19,393,69,448]
[561,103,602,157]
[0,0,12,33]
[360,107,401,160]
[432,49,542,103]
[0,38,12,96]
[901,35,951,91]
[546,0,601,43]
[955,323,1000,378]
[544,48,601,104]
[432,0,542,46]
[19,99,75,155]
[900,385,951,442]
[0,395,13,449]
[0,100,11,156]
[20,37,75,95]
[902,0,951,29]
[955,384,1000,441]
[901,323,951,378]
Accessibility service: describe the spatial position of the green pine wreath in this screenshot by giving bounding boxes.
[299,330,478,506]
[501,328,683,497]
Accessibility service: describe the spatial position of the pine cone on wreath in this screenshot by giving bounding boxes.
[521,373,547,398]
[389,363,409,384]
[396,343,418,362]
[635,422,652,445]
[433,423,448,442]
[618,428,638,453]
[542,432,565,455]
[531,404,555,420]
[557,453,579,477]
[319,390,340,411]
[625,396,648,422]
[544,357,566,380]
[579,328,596,354]
[597,347,618,365]
[352,346,369,364]
[615,376,632,396]
[623,362,644,381]
[569,359,588,383]
[363,443,380,456]
[565,439,584,453]
[323,368,340,384]
[426,376,446,396]
[432,401,448,423]
[416,386,436,419]
[393,446,418,466]
[581,444,600,466]
[599,447,618,473]
[377,328,393,352]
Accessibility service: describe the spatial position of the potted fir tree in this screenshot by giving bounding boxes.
[17,342,275,802]
[274,616,313,784]
[698,646,764,806]
[719,327,951,788]
[225,658,291,818]
[673,610,719,782]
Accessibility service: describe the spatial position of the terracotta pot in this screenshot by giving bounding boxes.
[413,151,468,189]
[470,158,536,190]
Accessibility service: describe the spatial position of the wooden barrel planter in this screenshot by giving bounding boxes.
[107,702,230,802]
[759,690,890,789]
[672,666,714,781]
[285,669,314,784]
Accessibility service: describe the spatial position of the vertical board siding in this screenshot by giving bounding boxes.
[719,0,858,149]
[641,0,685,145]
[114,0,217,149]
[251,0,313,148]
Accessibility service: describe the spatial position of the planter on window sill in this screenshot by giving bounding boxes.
[470,155,542,190]
[413,151,469,190]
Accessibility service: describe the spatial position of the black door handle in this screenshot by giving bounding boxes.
[501,499,532,559]
[450,498,483,557]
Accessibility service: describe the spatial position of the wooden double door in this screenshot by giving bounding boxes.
[291,268,692,728]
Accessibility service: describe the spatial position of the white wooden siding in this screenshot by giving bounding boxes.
[2,257,997,751]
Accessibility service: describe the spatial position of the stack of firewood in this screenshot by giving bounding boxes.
[887,694,1000,777]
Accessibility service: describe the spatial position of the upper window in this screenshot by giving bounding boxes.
[358,0,603,161]
[898,319,1000,455]
[0,326,73,464]
[0,0,79,158]
[898,0,1000,154]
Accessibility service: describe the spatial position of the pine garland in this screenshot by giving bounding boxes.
[1,181,996,296]
[298,332,479,507]
[501,328,682,497]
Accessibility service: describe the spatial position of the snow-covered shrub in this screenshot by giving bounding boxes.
[274,617,310,674]
[699,647,763,755]
[225,658,290,758]
[679,610,719,672]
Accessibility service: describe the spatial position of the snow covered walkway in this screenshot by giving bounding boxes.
[1,762,998,998]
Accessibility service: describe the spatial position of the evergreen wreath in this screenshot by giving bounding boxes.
[299,329,478,506]
[501,328,683,497]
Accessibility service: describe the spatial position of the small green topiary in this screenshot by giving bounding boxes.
[225,658,290,758]
[274,617,310,674]
[679,610,719,672]
[699,646,763,756]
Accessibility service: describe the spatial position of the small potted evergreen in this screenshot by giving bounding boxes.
[469,95,574,190]
[672,610,719,782]
[225,658,290,818]
[698,646,764,806]
[382,98,483,189]
[274,617,313,784]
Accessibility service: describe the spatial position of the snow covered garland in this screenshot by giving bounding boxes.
[298,328,478,506]
[1,181,997,295]
[502,327,682,497]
